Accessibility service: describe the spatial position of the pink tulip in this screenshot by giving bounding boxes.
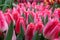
[35,3,44,11]
[25,23,35,40]
[4,13,15,25]
[43,19,60,39]
[12,7,20,22]
[32,2,36,8]
[54,8,60,18]
[34,22,44,33]
[0,11,8,32]
[42,9,51,20]
[26,2,31,8]
[15,17,26,34]
[34,13,42,23]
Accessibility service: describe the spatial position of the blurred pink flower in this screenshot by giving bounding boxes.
[34,21,44,34]
[32,2,36,8]
[34,13,42,23]
[4,13,15,25]
[15,17,26,34]
[0,11,8,32]
[43,19,60,39]
[54,8,60,18]
[25,23,35,40]
[12,30,16,40]
[12,7,20,22]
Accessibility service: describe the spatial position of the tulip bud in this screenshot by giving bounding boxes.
[25,23,35,40]
[15,17,26,34]
[34,22,44,34]
[43,19,59,39]
[0,11,8,32]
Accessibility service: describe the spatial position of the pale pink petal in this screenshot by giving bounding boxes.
[12,30,16,40]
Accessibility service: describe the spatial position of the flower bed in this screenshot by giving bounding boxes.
[0,0,60,40]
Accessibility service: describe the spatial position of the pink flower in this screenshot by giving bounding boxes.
[26,2,31,8]
[32,2,36,8]
[25,23,35,40]
[43,19,60,39]
[12,7,20,22]
[12,30,16,40]
[4,13,15,25]
[54,8,60,18]
[34,13,42,23]
[42,9,51,20]
[34,22,44,33]
[15,17,26,34]
[0,11,8,32]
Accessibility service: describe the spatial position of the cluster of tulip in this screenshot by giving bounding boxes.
[0,1,60,40]
[15,0,60,5]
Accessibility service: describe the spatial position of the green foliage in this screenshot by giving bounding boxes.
[5,22,14,40]
[0,0,14,12]
[32,31,39,40]
[28,14,34,24]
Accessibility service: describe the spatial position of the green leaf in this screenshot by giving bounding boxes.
[39,34,48,40]
[28,14,34,24]
[32,31,39,40]
[41,16,45,25]
[2,0,14,12]
[0,0,5,10]
[17,24,24,40]
[45,16,48,24]
[22,13,25,18]
[5,22,14,40]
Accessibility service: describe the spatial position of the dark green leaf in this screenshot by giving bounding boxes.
[32,31,39,40]
[45,16,48,24]
[40,34,48,40]
[41,16,45,25]
[28,14,34,24]
[2,0,14,12]
[5,22,14,40]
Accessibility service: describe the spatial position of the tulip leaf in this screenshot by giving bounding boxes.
[22,13,25,19]
[2,0,14,12]
[40,34,48,40]
[0,0,5,10]
[17,24,24,40]
[41,17,45,25]
[32,31,48,40]
[45,16,48,24]
[5,22,14,40]
[28,14,34,24]
[32,31,39,40]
